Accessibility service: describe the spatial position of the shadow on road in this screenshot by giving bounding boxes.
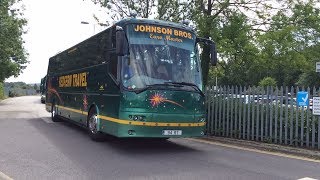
[28,117,200,155]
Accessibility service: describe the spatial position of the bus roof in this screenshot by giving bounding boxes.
[116,18,195,32]
[49,18,195,61]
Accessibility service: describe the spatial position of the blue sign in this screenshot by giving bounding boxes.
[297,91,309,106]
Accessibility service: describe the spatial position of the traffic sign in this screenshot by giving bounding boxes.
[313,97,320,115]
[297,91,309,106]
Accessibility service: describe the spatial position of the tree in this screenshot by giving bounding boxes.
[259,77,277,87]
[89,0,187,23]
[33,84,38,90]
[256,1,320,86]
[190,0,287,85]
[0,0,28,82]
[90,0,156,22]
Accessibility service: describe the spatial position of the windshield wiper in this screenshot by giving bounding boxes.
[134,83,181,94]
[164,81,204,97]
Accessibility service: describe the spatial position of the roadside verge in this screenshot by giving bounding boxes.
[197,136,320,160]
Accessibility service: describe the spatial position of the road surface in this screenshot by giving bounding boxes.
[0,96,319,180]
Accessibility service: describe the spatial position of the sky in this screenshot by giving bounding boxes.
[7,0,109,84]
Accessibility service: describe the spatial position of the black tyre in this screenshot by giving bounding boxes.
[87,108,105,142]
[51,102,60,122]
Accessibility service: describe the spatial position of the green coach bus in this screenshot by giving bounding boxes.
[45,18,217,141]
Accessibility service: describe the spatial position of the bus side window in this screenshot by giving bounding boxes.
[108,26,118,83]
[109,53,118,82]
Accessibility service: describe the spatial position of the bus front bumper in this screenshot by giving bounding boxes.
[100,121,206,138]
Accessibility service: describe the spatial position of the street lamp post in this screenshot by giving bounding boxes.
[81,21,108,34]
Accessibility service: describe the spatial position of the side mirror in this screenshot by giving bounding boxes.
[196,37,217,66]
[210,43,217,66]
[116,26,125,56]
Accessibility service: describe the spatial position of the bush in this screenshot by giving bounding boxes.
[259,77,277,87]
[0,82,4,99]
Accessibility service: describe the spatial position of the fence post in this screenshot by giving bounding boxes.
[306,87,310,147]
[260,88,264,141]
[301,87,305,147]
[269,86,274,142]
[279,86,284,144]
[230,86,234,138]
[290,87,294,145]
[256,88,260,141]
[274,87,279,143]
[295,87,300,146]
[242,87,247,139]
[247,86,251,140]
[222,86,226,136]
[218,86,223,136]
[214,86,218,135]
[235,86,239,138]
[312,87,316,148]
[265,86,270,141]
[226,86,230,137]
[285,86,289,145]
[251,87,255,140]
[210,87,215,135]
[238,86,243,139]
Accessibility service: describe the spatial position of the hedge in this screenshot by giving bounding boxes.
[0,82,4,100]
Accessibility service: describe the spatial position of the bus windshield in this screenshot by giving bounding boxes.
[121,23,202,91]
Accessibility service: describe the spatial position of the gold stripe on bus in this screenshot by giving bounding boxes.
[57,105,87,115]
[98,115,205,127]
[55,105,205,127]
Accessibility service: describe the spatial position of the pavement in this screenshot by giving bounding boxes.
[200,136,320,161]
[0,96,320,180]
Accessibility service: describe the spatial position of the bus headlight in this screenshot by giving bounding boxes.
[129,115,146,121]
[133,115,139,121]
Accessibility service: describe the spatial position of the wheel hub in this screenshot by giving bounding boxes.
[89,114,98,134]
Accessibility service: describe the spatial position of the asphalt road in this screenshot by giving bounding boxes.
[0,96,319,180]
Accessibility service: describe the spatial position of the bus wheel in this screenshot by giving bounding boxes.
[87,108,104,142]
[51,103,60,122]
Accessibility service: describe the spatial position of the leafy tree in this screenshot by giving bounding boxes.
[0,0,28,82]
[90,0,156,22]
[256,1,320,87]
[89,0,187,23]
[33,83,38,90]
[259,77,277,87]
[191,0,286,85]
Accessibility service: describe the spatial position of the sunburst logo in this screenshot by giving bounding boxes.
[149,93,184,108]
[83,94,88,111]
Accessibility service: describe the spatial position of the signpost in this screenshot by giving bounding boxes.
[297,91,309,107]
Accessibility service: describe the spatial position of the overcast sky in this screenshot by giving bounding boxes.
[7,0,108,84]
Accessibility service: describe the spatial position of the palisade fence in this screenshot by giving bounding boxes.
[205,86,320,149]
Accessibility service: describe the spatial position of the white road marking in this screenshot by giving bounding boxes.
[298,177,318,180]
[0,171,13,180]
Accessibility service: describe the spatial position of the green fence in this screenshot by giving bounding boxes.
[205,86,320,149]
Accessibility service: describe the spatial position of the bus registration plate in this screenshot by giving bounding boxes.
[162,130,182,136]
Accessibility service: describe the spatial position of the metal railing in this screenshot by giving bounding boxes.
[205,86,320,149]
